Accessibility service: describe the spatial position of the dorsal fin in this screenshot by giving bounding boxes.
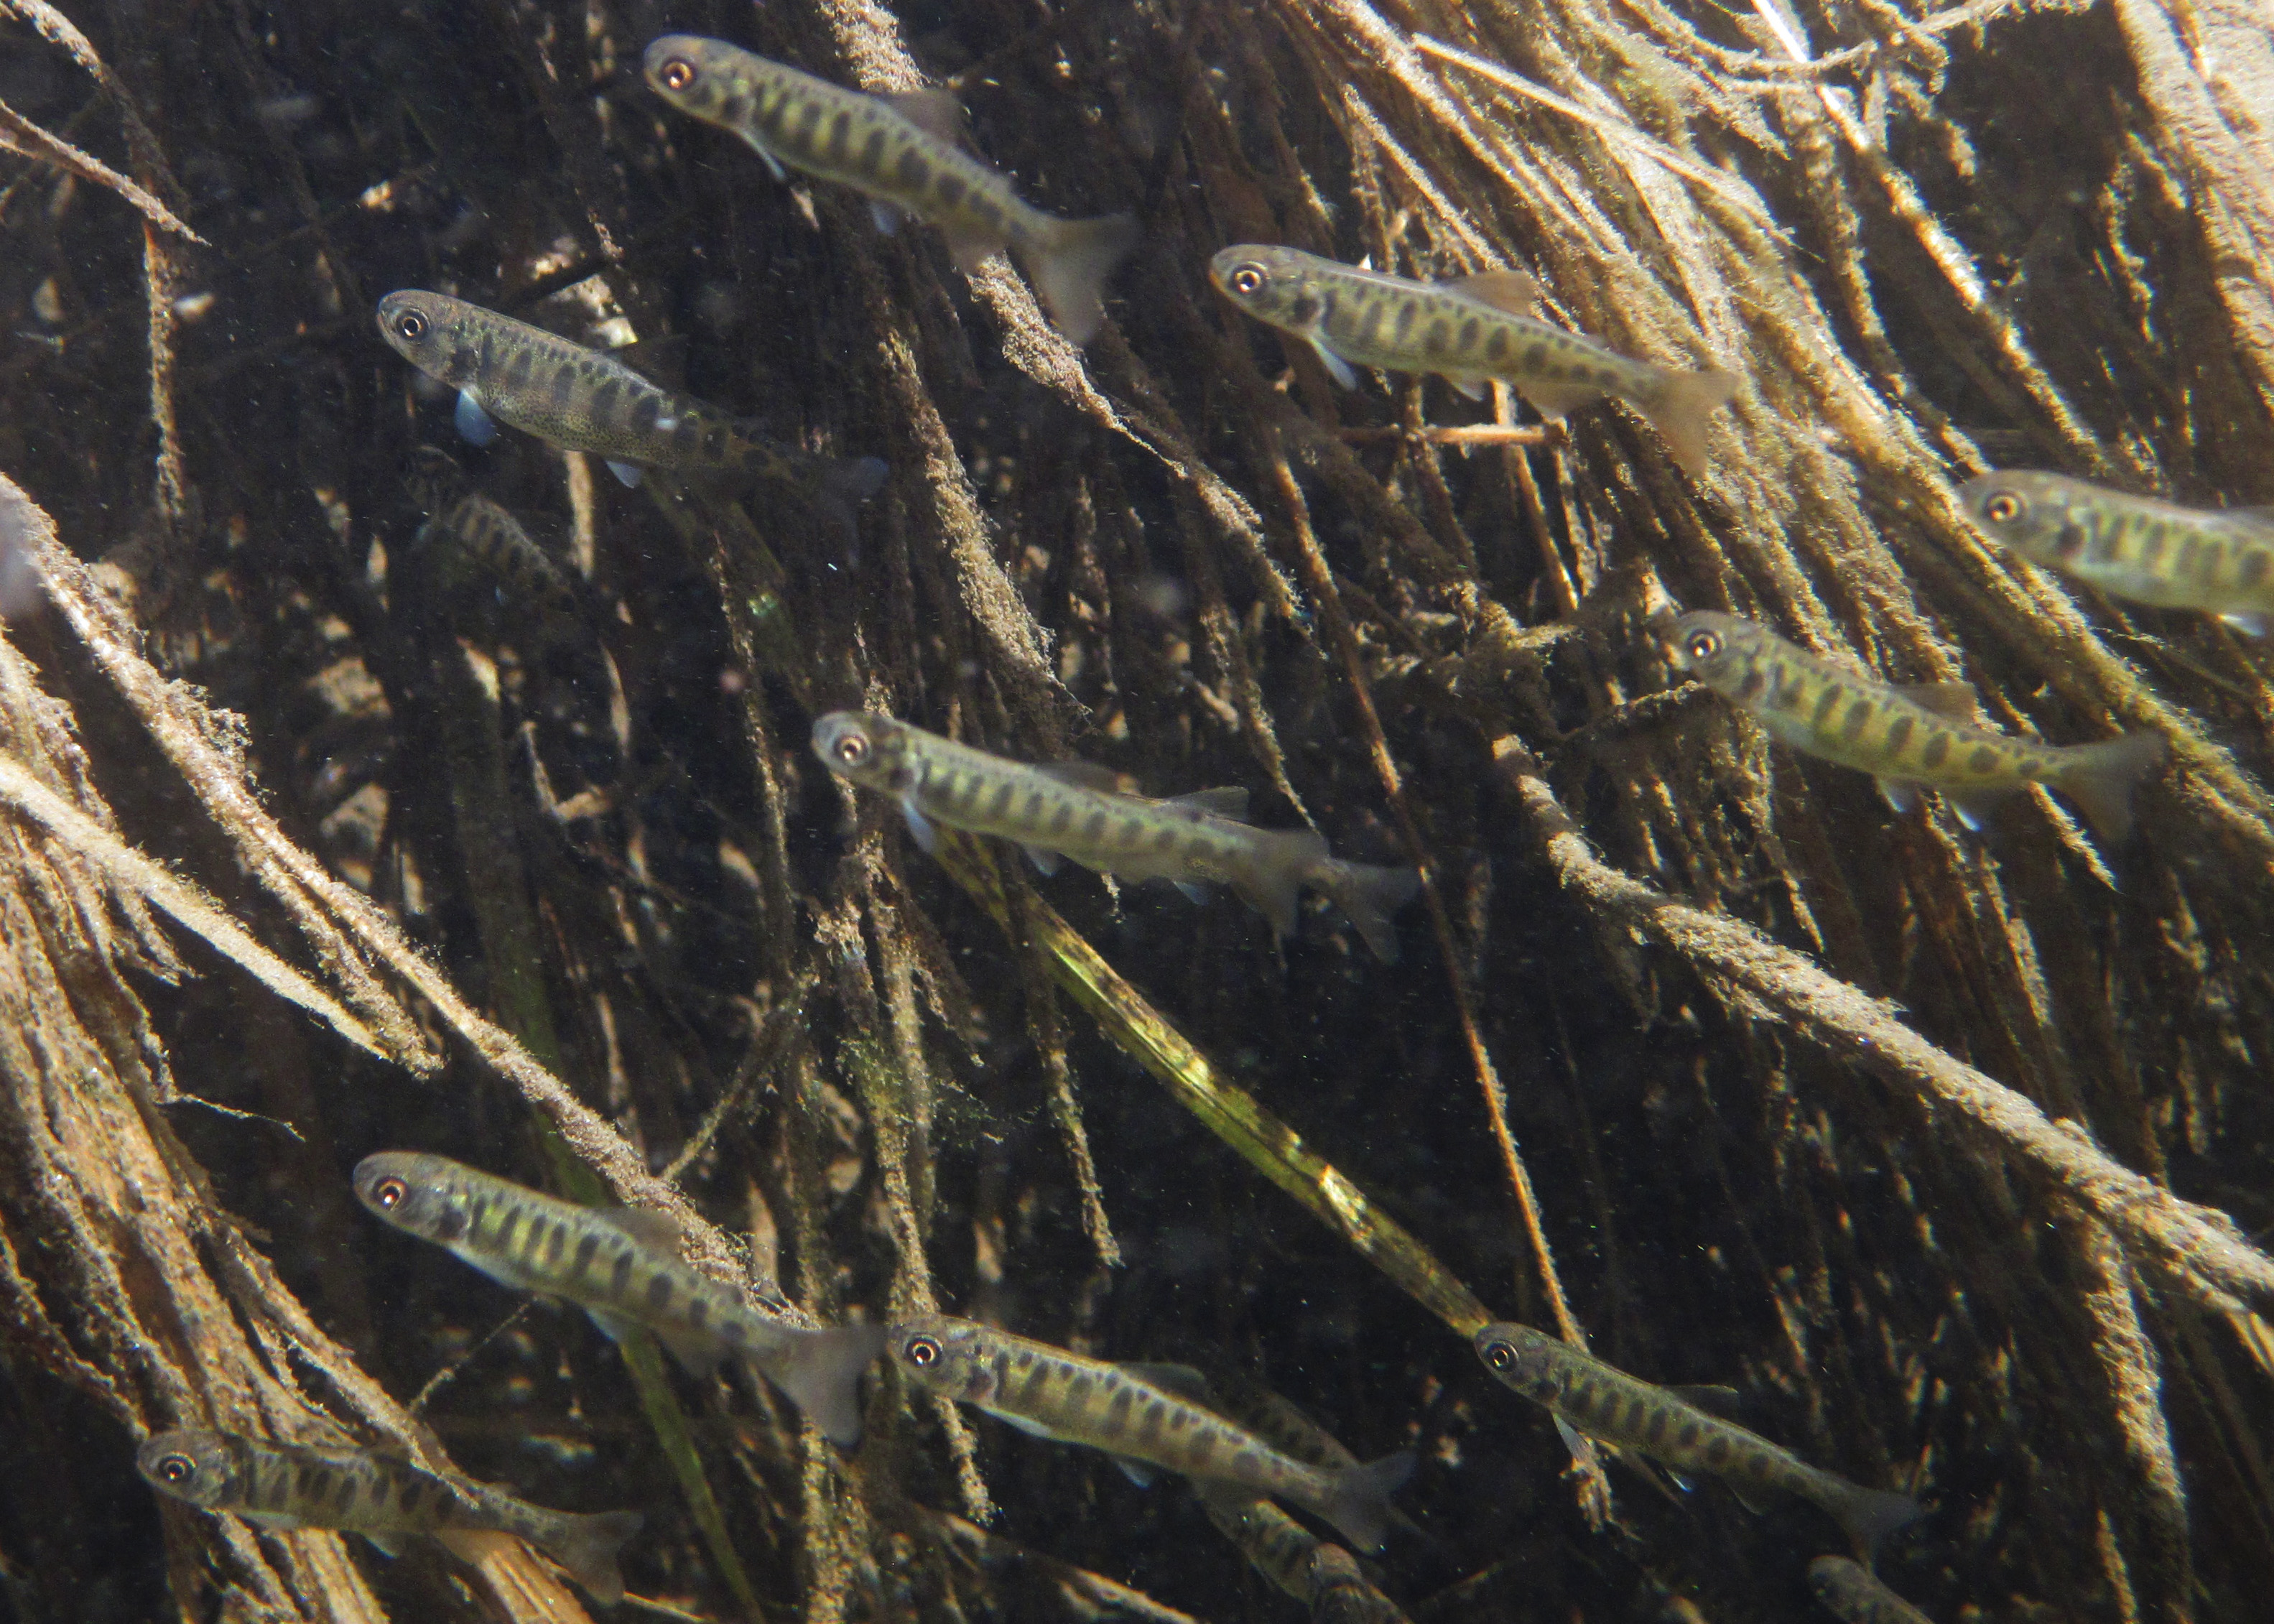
[1123,1361,1221,1409]
[881,87,967,148]
[1893,680,1977,721]
[1034,761,1141,795]
[1436,269,1539,317]
[598,1207,683,1253]
[1164,787,1250,822]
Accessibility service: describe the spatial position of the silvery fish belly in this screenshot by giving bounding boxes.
[811,710,1420,960]
[888,1315,1416,1551]
[374,289,886,516]
[136,1429,642,1604]
[351,1152,884,1446]
[643,34,1138,345]
[1473,1323,1921,1556]
[1663,609,2165,844]
[1960,468,2274,635]
[1209,243,1736,476]
[1809,1555,1937,1624]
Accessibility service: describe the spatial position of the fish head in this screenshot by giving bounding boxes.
[644,34,744,124]
[1663,610,1759,687]
[1472,1322,1564,1398]
[376,289,476,386]
[1209,245,1322,327]
[812,710,907,792]
[885,1316,1000,1404]
[137,1430,252,1509]
[1957,470,2084,564]
[352,1151,474,1244]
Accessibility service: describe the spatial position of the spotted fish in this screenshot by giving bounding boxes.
[1473,1323,1922,1555]
[1664,609,2165,843]
[1808,1556,1937,1624]
[353,1153,884,1446]
[644,35,1139,345]
[1959,469,2274,636]
[812,710,1420,961]
[375,290,887,519]
[137,1429,641,1604]
[888,1315,1416,1551]
[1209,245,1737,475]
[419,492,577,616]
[1307,1545,1410,1624]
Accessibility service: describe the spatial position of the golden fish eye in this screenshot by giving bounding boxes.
[391,309,427,342]
[373,1176,409,1210]
[1983,491,2025,524]
[1483,1341,1516,1370]
[1229,264,1267,296]
[1684,630,1720,661]
[156,1453,195,1484]
[834,733,871,767]
[659,57,696,93]
[905,1335,942,1366]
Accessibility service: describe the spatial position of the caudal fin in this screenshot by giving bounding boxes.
[535,1507,644,1605]
[1023,213,1142,345]
[1312,1450,1416,1553]
[1639,365,1740,478]
[1305,859,1423,963]
[2056,730,2167,845]
[751,1322,887,1448]
[1834,1483,1924,1559]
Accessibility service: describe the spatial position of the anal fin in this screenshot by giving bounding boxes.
[605,460,643,489]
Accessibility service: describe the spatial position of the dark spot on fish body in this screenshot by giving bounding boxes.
[2196,539,2231,585]
[794,97,826,152]
[1675,1416,1704,1451]
[1048,802,1073,835]
[758,92,789,142]
[1840,697,1873,742]
[1165,1406,1189,1433]
[1702,1433,1733,1466]
[1921,731,1951,770]
[1151,826,1179,853]
[1105,1381,1135,1428]
[827,108,851,162]
[1355,295,1386,348]
[1422,318,1449,358]
[687,1295,709,1329]
[1393,300,1418,344]
[2175,534,2201,578]
[1765,665,1804,713]
[1187,1429,1217,1467]
[501,346,534,394]
[1138,1397,1167,1444]
[1966,743,2000,774]
[988,1350,1011,1403]
[1484,325,1510,362]
[1523,340,1547,371]
[2240,547,2271,589]
[496,1206,526,1256]
[588,377,622,422]
[1885,714,1915,755]
[722,1317,748,1345]
[545,1219,568,1266]
[934,174,965,208]
[610,1248,635,1297]
[1457,315,1480,354]
[337,1472,361,1514]
[1737,664,1768,703]
[646,1272,674,1312]
[989,781,1015,817]
[896,149,932,190]
[547,360,577,415]
[1809,685,1842,730]
[435,1201,468,1243]
[722,91,752,127]
[570,1230,600,1281]
[1083,809,1109,840]
[2053,519,2089,560]
[1319,288,1346,343]
[629,394,662,435]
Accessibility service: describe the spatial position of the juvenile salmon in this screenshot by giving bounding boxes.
[1808,1555,1937,1624]
[1960,469,2274,636]
[1473,1322,1922,1555]
[644,35,1138,345]
[1665,610,2165,843]
[419,492,577,616]
[1210,245,1736,475]
[376,289,887,517]
[138,1429,641,1604]
[353,1153,883,1446]
[889,1315,1415,1551]
[812,711,1420,960]
[1307,1544,1410,1624]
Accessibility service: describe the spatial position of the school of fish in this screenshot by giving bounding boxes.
[126,12,2232,1623]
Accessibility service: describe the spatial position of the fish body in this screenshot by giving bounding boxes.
[375,289,886,516]
[1473,1323,1921,1555]
[1209,245,1736,475]
[1959,469,2274,635]
[1664,610,2165,843]
[137,1429,641,1604]
[1307,1544,1411,1624]
[644,35,1138,345]
[812,711,1417,959]
[420,493,577,616]
[353,1153,883,1445]
[888,1315,1414,1551]
[1808,1556,1937,1624]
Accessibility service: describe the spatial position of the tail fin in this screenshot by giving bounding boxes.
[1640,366,1740,478]
[534,1507,644,1605]
[1312,1450,1416,1553]
[1235,828,1332,943]
[2055,730,2167,845]
[1833,1483,1924,1559]
[750,1322,887,1448]
[1022,213,1141,345]
[1305,858,1423,963]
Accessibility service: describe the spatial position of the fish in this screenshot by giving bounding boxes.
[643,35,1139,345]
[811,710,1420,960]
[1472,1322,1923,1556]
[374,289,887,520]
[136,1428,642,1604]
[1807,1556,1938,1624]
[1307,1544,1411,1624]
[888,1315,1416,1551]
[1958,469,2274,636]
[1663,609,2166,843]
[419,492,578,616]
[1208,244,1737,476]
[352,1152,884,1447]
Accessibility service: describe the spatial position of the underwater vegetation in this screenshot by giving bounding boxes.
[0,0,2271,1621]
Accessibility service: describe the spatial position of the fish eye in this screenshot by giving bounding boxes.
[1983,491,2025,524]
[659,57,697,93]
[1684,630,1721,662]
[904,1335,941,1366]
[833,733,871,767]
[154,1453,196,1485]
[1229,264,1267,296]
[391,309,427,343]
[372,1176,409,1210]
[1483,1340,1516,1370]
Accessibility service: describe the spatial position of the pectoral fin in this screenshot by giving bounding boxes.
[868,199,905,236]
[735,134,789,182]
[900,795,939,854]
[453,390,498,447]
[1022,845,1064,876]
[1306,334,1360,390]
[1164,787,1250,821]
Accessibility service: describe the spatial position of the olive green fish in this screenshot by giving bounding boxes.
[1665,610,2165,843]
[1473,1323,1921,1555]
[1209,244,1737,475]
[888,1315,1416,1551]
[1307,1544,1410,1624]
[812,711,1420,960]
[137,1429,641,1604]
[644,35,1139,345]
[375,289,887,518]
[419,492,577,616]
[353,1153,884,1446]
[1808,1555,1937,1624]
[1959,469,2274,636]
